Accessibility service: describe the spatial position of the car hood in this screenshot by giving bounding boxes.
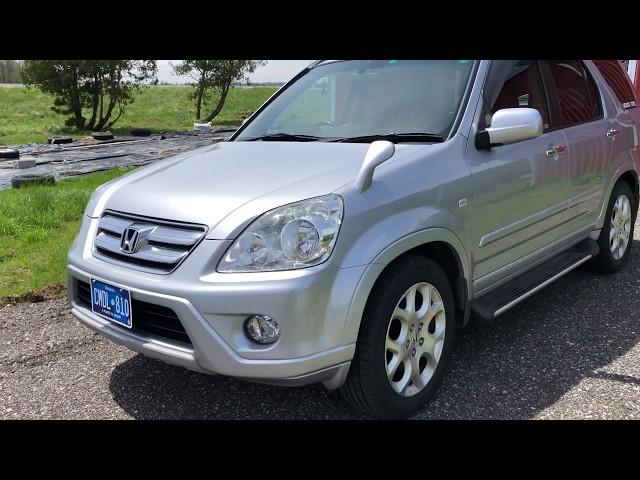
[90,140,421,239]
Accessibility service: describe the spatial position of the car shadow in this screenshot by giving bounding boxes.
[110,239,640,420]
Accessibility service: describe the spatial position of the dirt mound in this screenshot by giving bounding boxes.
[2,283,67,305]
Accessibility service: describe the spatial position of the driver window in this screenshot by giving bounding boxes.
[489,60,550,131]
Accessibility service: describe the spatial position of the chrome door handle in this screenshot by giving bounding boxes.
[607,128,620,138]
[545,145,567,157]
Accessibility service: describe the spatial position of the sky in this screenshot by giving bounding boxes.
[157,60,313,84]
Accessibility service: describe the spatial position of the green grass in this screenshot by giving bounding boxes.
[0,168,132,300]
[0,85,277,146]
[0,84,277,300]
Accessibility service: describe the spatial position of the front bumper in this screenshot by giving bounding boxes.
[67,216,364,388]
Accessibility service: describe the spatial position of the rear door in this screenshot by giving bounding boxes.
[590,60,640,207]
[540,61,613,229]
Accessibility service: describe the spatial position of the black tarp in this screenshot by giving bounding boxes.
[0,129,234,190]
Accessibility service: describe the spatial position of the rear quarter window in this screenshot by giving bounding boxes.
[592,60,637,109]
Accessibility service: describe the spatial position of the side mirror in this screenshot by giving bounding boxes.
[475,108,543,150]
[353,140,395,192]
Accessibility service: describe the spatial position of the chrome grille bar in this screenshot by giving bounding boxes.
[93,211,207,274]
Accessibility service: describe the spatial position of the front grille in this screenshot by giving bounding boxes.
[76,280,192,345]
[93,210,207,274]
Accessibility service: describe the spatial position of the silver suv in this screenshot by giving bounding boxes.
[67,60,640,418]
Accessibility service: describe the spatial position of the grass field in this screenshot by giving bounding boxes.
[0,168,132,301]
[0,85,278,146]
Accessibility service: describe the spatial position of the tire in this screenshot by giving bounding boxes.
[91,132,114,141]
[48,136,73,145]
[11,174,56,188]
[340,255,457,419]
[589,180,636,273]
[130,128,151,137]
[0,148,19,159]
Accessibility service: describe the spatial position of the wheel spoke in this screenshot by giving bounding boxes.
[622,230,630,247]
[420,332,437,356]
[611,234,619,253]
[410,358,425,391]
[386,336,404,355]
[433,315,446,339]
[409,284,427,319]
[405,285,417,314]
[622,197,630,218]
[386,352,402,379]
[433,339,444,362]
[620,229,629,243]
[429,300,444,320]
[421,318,445,351]
[393,359,412,394]
[393,306,411,323]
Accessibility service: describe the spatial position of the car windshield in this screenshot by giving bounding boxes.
[235,60,475,143]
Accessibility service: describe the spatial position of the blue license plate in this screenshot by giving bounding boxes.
[90,278,132,328]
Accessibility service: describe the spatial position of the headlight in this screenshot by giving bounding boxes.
[217,194,343,272]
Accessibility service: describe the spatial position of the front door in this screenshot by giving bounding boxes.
[466,61,571,289]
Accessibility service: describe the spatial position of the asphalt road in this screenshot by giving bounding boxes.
[1,225,639,419]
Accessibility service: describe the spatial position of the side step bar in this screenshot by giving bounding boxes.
[471,239,599,321]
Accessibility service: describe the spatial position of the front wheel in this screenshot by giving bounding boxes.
[340,255,456,419]
[590,181,636,273]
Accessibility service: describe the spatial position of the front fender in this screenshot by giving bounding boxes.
[341,227,470,344]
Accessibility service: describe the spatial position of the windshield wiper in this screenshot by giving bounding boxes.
[331,132,444,144]
[241,132,445,144]
[241,133,327,142]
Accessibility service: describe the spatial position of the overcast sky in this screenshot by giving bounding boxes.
[157,60,313,83]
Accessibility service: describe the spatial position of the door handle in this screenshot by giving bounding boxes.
[607,128,620,139]
[545,145,567,157]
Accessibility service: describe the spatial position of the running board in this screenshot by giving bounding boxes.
[471,239,599,321]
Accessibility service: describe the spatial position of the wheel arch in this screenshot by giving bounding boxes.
[342,228,471,344]
[617,169,639,216]
[598,164,640,228]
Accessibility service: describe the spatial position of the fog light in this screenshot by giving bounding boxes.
[244,315,280,345]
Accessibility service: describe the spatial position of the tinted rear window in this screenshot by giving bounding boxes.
[546,61,601,127]
[593,60,637,109]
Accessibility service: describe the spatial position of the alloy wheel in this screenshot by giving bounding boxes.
[610,193,632,260]
[385,282,446,397]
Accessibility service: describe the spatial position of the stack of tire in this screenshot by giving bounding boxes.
[91,132,114,141]
[1,147,56,188]
[130,128,151,137]
[0,148,19,160]
[11,174,56,188]
[48,136,73,145]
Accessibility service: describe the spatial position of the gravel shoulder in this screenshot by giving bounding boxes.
[1,228,639,419]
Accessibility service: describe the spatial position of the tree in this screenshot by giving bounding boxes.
[173,60,266,121]
[0,60,23,83]
[22,60,157,130]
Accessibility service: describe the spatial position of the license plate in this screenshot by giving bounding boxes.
[90,278,132,328]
